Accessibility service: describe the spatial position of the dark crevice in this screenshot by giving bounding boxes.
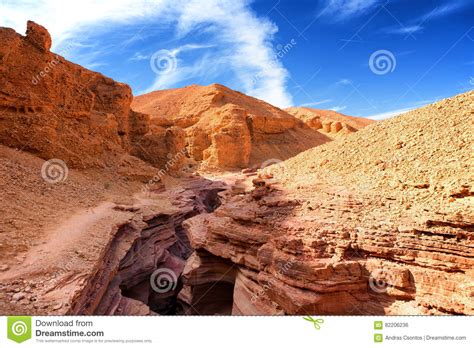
[93,183,234,315]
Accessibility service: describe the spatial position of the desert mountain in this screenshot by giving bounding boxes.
[181,91,473,315]
[286,106,374,138]
[132,84,333,169]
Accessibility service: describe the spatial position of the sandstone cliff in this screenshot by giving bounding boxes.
[132,84,331,169]
[0,21,183,169]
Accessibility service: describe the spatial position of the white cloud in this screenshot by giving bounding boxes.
[367,106,416,120]
[129,52,150,61]
[336,78,352,85]
[0,0,293,107]
[301,99,332,107]
[330,105,347,112]
[386,25,423,35]
[368,97,445,120]
[174,0,293,107]
[383,1,469,36]
[322,0,381,19]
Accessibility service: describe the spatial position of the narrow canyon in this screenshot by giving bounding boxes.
[0,22,472,316]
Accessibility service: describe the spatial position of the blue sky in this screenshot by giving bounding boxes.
[1,0,473,119]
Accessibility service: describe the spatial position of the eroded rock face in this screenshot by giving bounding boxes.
[0,22,130,167]
[177,250,237,315]
[180,91,474,315]
[132,84,330,169]
[68,177,229,316]
[0,22,184,169]
[26,21,52,51]
[286,107,374,138]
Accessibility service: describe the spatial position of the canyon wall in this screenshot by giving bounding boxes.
[0,21,184,169]
[178,92,473,315]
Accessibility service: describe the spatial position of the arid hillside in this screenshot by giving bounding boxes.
[133,84,335,169]
[182,91,473,315]
[286,107,374,138]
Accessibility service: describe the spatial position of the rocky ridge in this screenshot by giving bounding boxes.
[286,107,374,138]
[133,84,337,169]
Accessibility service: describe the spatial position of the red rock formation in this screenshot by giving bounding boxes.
[286,107,374,137]
[132,84,331,169]
[0,22,184,169]
[25,21,52,51]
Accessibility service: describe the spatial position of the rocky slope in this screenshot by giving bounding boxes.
[180,91,474,315]
[132,84,332,169]
[0,21,184,169]
[286,107,374,138]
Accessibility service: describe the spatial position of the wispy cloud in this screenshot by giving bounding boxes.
[321,0,382,20]
[330,105,347,112]
[336,78,353,85]
[301,99,332,107]
[385,25,423,35]
[383,1,470,36]
[367,106,416,120]
[0,0,294,108]
[419,1,467,22]
[129,52,150,61]
[367,96,445,120]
